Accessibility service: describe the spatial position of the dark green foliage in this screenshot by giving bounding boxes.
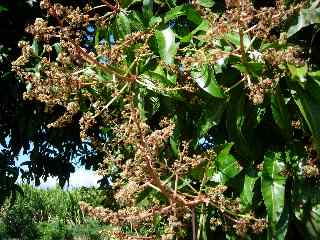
[0,0,104,206]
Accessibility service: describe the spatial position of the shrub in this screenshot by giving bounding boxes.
[2,203,40,239]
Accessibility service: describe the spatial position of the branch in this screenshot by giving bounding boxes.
[68,40,135,82]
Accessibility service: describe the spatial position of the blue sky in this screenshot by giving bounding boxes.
[35,167,102,189]
[17,152,102,189]
[0,130,102,190]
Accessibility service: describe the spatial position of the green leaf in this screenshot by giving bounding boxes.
[165,0,177,7]
[197,0,215,8]
[223,32,251,49]
[164,5,203,25]
[261,152,287,227]
[0,5,8,13]
[215,143,242,183]
[196,102,225,138]
[191,65,225,98]
[234,62,264,78]
[271,86,292,139]
[240,171,258,208]
[156,28,178,64]
[116,12,131,38]
[143,0,153,20]
[288,64,308,84]
[226,92,257,162]
[288,1,320,37]
[191,20,210,35]
[273,203,290,240]
[292,86,320,154]
[53,43,62,55]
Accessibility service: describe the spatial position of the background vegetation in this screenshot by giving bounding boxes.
[0,185,111,240]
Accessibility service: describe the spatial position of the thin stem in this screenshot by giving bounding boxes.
[100,0,117,10]
[192,206,197,240]
[93,82,129,118]
[85,5,110,13]
[225,77,246,93]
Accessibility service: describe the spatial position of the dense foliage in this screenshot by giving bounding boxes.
[10,0,320,239]
[0,185,109,239]
[0,0,104,206]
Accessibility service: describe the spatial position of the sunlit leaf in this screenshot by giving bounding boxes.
[197,0,215,8]
[240,171,259,208]
[164,5,203,25]
[261,152,287,227]
[156,28,178,64]
[191,65,225,98]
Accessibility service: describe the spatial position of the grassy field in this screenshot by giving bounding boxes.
[0,185,111,240]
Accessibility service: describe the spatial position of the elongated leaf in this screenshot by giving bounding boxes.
[196,102,225,138]
[191,20,209,35]
[293,87,320,154]
[191,65,225,98]
[261,152,287,227]
[31,39,39,56]
[116,12,131,38]
[197,0,215,8]
[143,0,153,20]
[288,67,320,154]
[164,5,202,25]
[156,28,177,64]
[234,62,264,78]
[240,171,258,207]
[271,87,292,139]
[226,92,257,162]
[215,143,242,183]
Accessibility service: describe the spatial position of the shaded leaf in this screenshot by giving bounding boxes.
[0,5,8,13]
[289,69,320,154]
[143,0,153,20]
[288,1,320,37]
[234,62,264,78]
[116,12,131,38]
[215,143,242,183]
[271,86,292,139]
[240,171,259,207]
[196,102,225,138]
[191,65,225,98]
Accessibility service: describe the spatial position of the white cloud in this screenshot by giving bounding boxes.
[18,167,102,189]
[65,167,102,189]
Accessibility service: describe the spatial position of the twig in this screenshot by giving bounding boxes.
[69,40,134,82]
[93,81,129,118]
